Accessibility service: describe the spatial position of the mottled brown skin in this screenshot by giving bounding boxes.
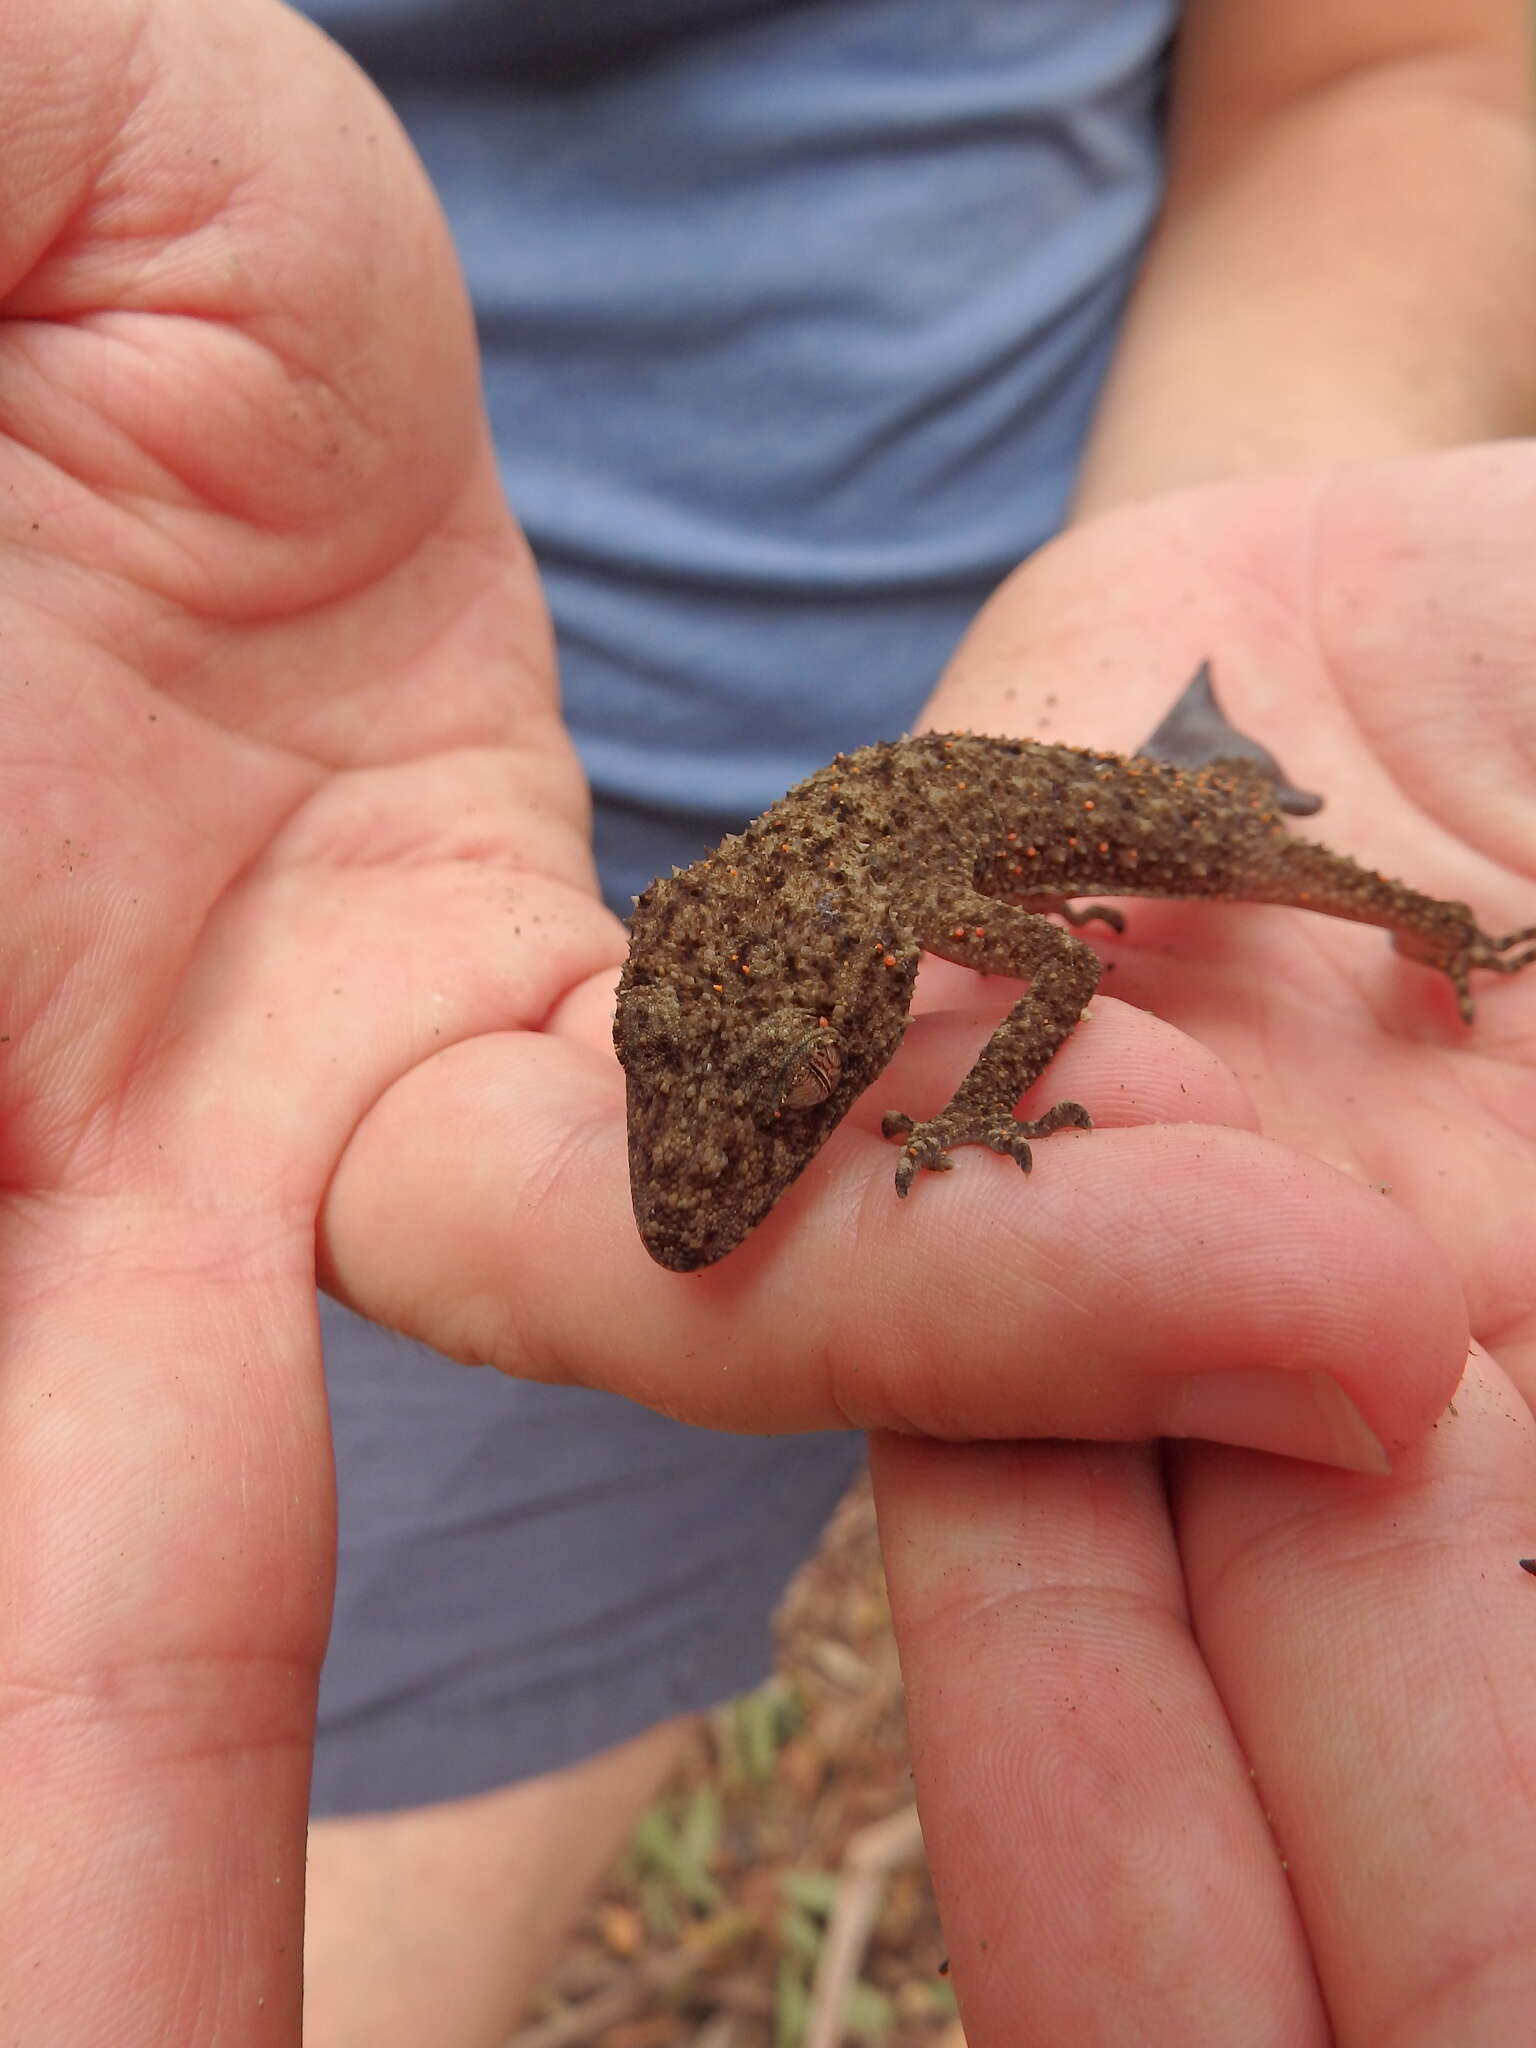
[615,670,1536,1272]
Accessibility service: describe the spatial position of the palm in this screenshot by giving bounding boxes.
[2,18,598,1214]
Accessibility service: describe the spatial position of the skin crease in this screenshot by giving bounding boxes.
[1,4,1535,2047]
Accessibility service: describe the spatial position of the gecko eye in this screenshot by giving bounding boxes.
[777,1028,842,1111]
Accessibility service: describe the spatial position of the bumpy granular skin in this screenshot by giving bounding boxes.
[615,674,1535,1272]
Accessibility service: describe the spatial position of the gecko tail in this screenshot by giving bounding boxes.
[1138,661,1324,818]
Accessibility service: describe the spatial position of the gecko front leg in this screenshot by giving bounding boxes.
[881,894,1101,1196]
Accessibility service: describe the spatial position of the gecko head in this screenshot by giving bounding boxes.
[615,856,919,1271]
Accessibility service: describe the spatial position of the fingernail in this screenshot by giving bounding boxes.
[1158,1368,1391,1474]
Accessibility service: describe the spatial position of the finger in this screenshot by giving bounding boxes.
[1176,1344,1536,2045]
[0,1236,330,2044]
[320,992,1468,1469]
[869,1433,1327,2048]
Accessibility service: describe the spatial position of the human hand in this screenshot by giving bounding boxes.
[878,448,1536,2045]
[0,1,608,2037]
[0,6,1495,2041]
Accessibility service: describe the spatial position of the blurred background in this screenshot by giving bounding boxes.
[515,1475,958,2048]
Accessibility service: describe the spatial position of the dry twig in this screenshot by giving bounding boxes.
[802,1804,927,2048]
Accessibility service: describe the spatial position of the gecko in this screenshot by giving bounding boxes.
[614,664,1536,1272]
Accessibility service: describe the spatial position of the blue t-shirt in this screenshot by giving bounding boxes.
[300,0,1176,906]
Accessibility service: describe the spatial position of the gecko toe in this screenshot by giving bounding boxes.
[982,1127,1035,1175]
[892,1140,955,1197]
[1489,927,1536,974]
[885,1115,959,1196]
[979,1099,1094,1172]
[1019,1100,1094,1139]
[1454,925,1536,996]
[1060,902,1126,934]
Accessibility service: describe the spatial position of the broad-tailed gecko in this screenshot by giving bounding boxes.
[615,666,1535,1271]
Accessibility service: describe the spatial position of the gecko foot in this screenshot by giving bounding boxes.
[1402,918,1536,1024]
[882,1100,1093,1198]
[1457,926,1536,1021]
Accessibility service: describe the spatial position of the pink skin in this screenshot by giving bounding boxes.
[1,3,1533,2041]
